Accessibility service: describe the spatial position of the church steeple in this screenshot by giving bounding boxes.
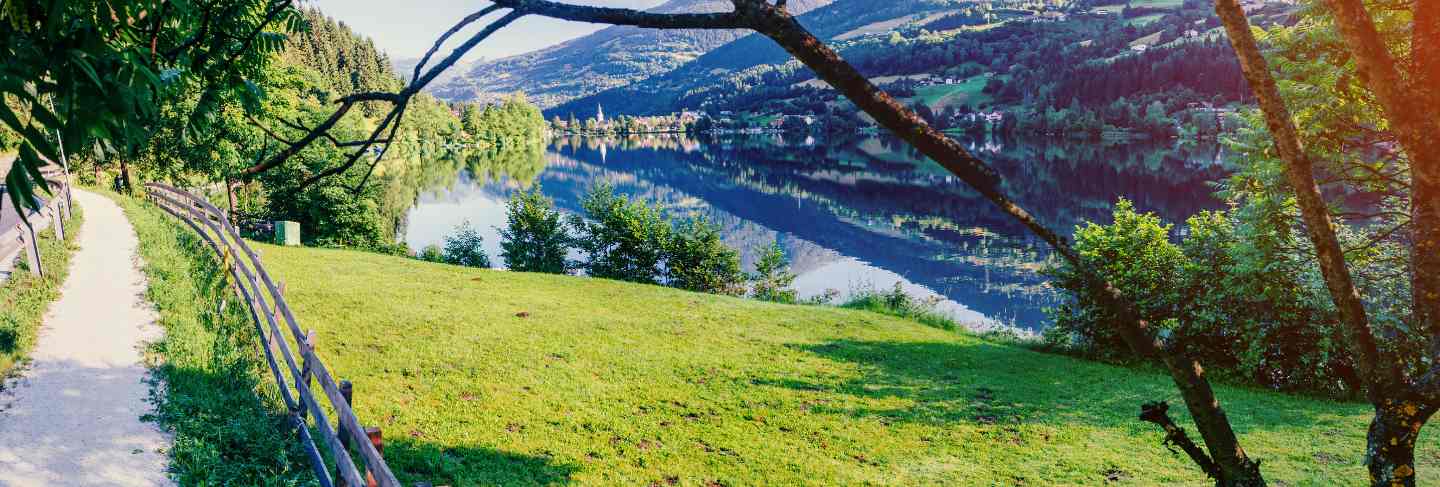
[596,103,605,123]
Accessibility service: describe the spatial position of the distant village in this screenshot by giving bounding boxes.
[550,99,1010,137]
[550,104,832,136]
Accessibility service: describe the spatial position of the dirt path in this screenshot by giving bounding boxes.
[0,189,172,486]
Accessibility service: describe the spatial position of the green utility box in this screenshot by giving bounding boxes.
[275,220,301,246]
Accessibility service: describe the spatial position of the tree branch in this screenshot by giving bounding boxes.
[493,0,754,29]
[1324,0,1440,186]
[246,113,296,145]
[294,100,405,191]
[352,104,410,193]
[1140,402,1222,481]
[409,11,527,93]
[412,5,504,84]
[238,99,356,177]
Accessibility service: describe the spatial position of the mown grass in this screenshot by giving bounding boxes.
[257,243,1438,486]
[0,202,84,381]
[912,76,993,110]
[110,191,316,486]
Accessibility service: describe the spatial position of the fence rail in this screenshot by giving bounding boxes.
[1,166,74,278]
[145,182,400,487]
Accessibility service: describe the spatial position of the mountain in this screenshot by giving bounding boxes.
[391,56,478,86]
[430,0,831,108]
[547,0,1262,123]
[546,0,968,117]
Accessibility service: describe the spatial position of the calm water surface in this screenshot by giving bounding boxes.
[403,133,1228,332]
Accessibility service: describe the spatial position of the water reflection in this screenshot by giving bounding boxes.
[404,133,1228,332]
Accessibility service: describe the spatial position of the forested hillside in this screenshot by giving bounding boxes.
[548,0,1287,137]
[431,0,831,108]
[134,8,545,253]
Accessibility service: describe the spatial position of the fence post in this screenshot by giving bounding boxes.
[336,379,355,487]
[299,329,317,422]
[18,223,41,277]
[365,427,383,487]
[338,380,354,447]
[50,203,64,242]
[55,128,73,217]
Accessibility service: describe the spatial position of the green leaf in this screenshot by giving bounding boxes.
[0,102,58,161]
[19,144,53,198]
[5,163,37,225]
[68,49,106,93]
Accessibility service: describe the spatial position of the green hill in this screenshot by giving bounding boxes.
[247,243,1431,486]
[431,0,833,109]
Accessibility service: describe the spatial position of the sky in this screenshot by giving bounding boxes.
[309,0,667,62]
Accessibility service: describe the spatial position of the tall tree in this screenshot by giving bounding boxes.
[1214,1,1440,485]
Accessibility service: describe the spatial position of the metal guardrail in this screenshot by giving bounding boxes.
[1,167,74,278]
[144,182,400,487]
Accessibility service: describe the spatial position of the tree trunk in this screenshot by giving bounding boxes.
[1213,0,1385,392]
[118,158,132,194]
[226,177,238,221]
[1366,399,1436,487]
[1410,0,1440,363]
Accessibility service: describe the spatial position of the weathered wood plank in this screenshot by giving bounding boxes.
[148,183,400,487]
[146,184,373,487]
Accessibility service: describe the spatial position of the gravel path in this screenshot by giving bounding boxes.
[0,189,172,486]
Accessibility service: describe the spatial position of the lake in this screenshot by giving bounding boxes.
[402,133,1229,332]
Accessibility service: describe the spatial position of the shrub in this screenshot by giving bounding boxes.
[569,184,670,284]
[442,220,491,268]
[1044,198,1189,358]
[418,244,445,263]
[750,242,797,303]
[274,184,389,250]
[842,282,958,331]
[665,216,745,295]
[499,187,571,273]
[1046,199,1359,396]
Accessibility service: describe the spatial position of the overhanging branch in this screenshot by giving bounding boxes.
[492,0,753,29]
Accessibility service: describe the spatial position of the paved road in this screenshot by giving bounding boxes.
[0,189,173,486]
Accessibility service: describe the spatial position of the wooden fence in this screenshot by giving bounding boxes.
[1,167,74,278]
[145,182,401,487]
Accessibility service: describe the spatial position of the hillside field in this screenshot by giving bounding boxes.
[911,76,997,110]
[257,243,1437,486]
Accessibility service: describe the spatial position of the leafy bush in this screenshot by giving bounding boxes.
[418,244,445,263]
[750,242,798,303]
[569,184,670,284]
[442,220,491,268]
[1044,199,1189,358]
[499,187,571,273]
[842,282,958,331]
[270,184,392,251]
[1046,198,1360,396]
[665,216,745,295]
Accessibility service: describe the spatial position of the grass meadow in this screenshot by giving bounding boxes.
[254,242,1436,486]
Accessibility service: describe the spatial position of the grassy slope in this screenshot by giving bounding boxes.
[0,203,84,380]
[111,192,315,486]
[911,76,996,111]
[258,243,1439,486]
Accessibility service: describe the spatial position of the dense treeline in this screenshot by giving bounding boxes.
[128,8,547,253]
[278,8,401,117]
